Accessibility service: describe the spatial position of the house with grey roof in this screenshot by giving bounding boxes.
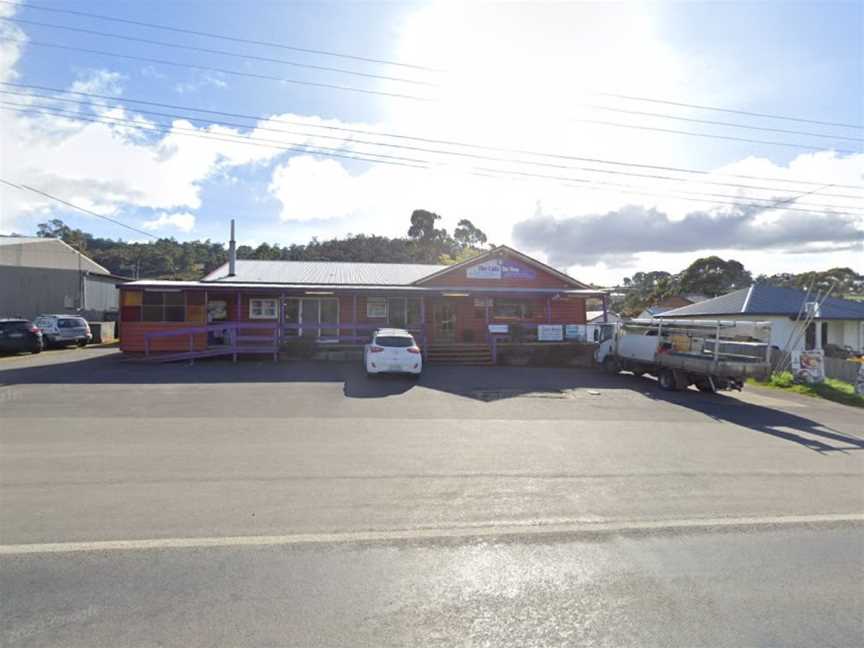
[657,283,864,353]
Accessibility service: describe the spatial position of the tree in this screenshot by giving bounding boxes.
[453,219,487,248]
[677,256,752,297]
[407,209,443,241]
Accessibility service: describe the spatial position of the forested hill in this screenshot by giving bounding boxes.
[26,210,489,280]
[15,212,862,316]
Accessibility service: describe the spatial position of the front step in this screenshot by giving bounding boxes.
[425,343,493,365]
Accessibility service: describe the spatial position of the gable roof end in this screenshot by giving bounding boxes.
[411,245,591,288]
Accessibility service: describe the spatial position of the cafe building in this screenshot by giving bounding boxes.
[117,244,608,364]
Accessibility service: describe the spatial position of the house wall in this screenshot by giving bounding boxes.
[119,288,207,352]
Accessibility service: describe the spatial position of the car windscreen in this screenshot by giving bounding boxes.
[374,336,414,348]
[0,321,30,332]
[58,318,86,328]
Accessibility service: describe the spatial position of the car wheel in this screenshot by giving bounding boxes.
[77,339,88,348]
[658,370,678,391]
[601,356,619,374]
[31,344,43,354]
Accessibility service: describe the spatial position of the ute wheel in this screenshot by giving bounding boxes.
[696,380,717,394]
[658,369,679,391]
[601,356,620,374]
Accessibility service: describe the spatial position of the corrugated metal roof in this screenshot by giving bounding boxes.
[0,236,110,274]
[0,235,44,246]
[202,260,447,286]
[658,284,864,320]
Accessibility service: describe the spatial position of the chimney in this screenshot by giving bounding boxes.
[228,219,236,277]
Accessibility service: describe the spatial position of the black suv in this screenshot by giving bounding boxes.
[0,319,44,354]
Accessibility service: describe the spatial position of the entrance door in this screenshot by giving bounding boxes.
[432,302,457,342]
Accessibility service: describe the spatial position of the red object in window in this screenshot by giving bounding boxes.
[369,346,384,353]
[121,305,142,322]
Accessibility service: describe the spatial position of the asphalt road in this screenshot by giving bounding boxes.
[1,348,863,646]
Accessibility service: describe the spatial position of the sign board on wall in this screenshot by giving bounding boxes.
[488,324,509,334]
[537,324,564,341]
[565,324,586,341]
[474,298,493,307]
[466,258,536,280]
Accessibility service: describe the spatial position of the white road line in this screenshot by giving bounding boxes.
[2,513,862,556]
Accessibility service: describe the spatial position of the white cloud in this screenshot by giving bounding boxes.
[175,71,228,95]
[143,211,196,233]
[70,69,126,96]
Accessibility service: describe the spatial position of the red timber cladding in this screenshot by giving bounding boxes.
[419,252,575,290]
[549,297,587,324]
[118,288,208,352]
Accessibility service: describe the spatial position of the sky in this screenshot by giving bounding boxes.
[0,0,861,285]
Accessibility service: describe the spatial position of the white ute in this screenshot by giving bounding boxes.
[595,318,773,392]
[364,328,423,377]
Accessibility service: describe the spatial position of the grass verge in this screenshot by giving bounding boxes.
[748,371,864,409]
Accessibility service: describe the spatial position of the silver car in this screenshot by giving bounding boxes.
[34,315,93,349]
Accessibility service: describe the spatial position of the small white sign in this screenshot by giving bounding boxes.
[488,324,508,334]
[537,324,564,341]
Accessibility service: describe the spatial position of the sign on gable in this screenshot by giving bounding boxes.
[465,258,536,280]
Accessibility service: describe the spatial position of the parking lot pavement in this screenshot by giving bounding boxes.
[1,347,862,546]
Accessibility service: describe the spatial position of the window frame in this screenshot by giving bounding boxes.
[249,298,279,320]
[140,291,187,323]
[366,297,388,319]
[492,298,534,320]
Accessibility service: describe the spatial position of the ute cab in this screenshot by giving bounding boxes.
[364,328,422,377]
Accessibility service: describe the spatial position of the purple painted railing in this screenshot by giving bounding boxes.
[143,322,279,362]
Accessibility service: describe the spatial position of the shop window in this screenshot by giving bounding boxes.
[367,297,387,319]
[492,299,534,319]
[249,298,278,320]
[142,291,186,322]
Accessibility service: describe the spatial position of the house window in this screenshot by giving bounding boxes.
[367,298,388,319]
[492,299,534,320]
[142,291,186,322]
[249,298,278,320]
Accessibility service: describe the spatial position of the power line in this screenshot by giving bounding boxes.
[0,177,159,238]
[5,0,858,130]
[3,100,860,216]
[5,38,861,154]
[599,92,863,131]
[1,17,437,87]
[6,18,863,145]
[0,38,433,102]
[5,88,864,205]
[0,0,442,72]
[474,168,857,216]
[0,102,431,168]
[4,82,863,196]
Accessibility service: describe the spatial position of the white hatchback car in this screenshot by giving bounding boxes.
[364,328,422,377]
[33,314,93,348]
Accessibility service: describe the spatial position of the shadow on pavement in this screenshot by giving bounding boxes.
[1,350,860,452]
